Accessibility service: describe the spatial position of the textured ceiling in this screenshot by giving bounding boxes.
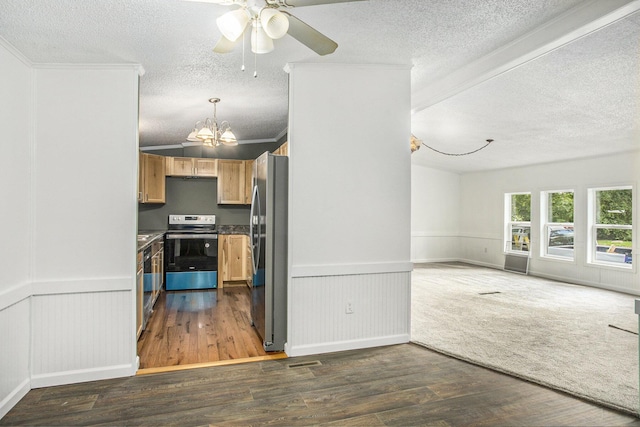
[0,0,638,172]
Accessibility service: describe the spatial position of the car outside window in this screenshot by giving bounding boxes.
[542,190,574,260]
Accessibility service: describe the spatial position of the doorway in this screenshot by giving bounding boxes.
[137,283,272,371]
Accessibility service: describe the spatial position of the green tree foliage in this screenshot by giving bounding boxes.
[596,189,632,242]
[549,192,574,223]
[511,193,531,221]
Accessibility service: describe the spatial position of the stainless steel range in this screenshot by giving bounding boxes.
[164,214,218,290]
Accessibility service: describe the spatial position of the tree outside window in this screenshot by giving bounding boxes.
[543,190,574,260]
[590,187,632,267]
[506,193,531,253]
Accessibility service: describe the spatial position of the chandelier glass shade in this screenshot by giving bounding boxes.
[188,98,237,147]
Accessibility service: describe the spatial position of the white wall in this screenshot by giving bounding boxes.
[0,37,33,419]
[458,151,640,294]
[29,65,140,386]
[0,37,140,417]
[286,63,412,356]
[411,164,461,262]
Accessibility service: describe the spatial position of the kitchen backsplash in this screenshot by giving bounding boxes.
[138,177,250,231]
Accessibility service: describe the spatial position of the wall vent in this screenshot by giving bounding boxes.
[504,253,529,274]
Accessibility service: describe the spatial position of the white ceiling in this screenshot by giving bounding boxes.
[0,0,638,173]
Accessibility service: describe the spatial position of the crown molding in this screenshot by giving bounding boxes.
[0,35,33,67]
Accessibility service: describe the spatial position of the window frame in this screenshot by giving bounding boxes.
[540,189,575,262]
[504,192,531,254]
[587,185,633,269]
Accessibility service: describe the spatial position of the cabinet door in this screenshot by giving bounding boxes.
[218,235,228,287]
[169,157,194,177]
[244,159,254,204]
[194,159,217,177]
[228,234,248,281]
[217,160,245,204]
[142,153,166,203]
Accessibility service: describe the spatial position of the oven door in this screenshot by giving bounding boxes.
[164,232,218,290]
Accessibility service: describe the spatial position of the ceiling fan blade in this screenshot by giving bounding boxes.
[271,0,367,6]
[282,12,338,56]
[181,0,240,5]
[213,35,239,53]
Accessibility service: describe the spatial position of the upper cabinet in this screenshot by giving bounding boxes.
[139,152,166,204]
[217,160,246,204]
[273,141,288,156]
[166,157,217,178]
[244,159,254,205]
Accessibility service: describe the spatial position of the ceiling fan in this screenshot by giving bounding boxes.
[184,0,367,56]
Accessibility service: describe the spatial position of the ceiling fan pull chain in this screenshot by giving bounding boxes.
[241,31,246,72]
[254,22,258,78]
[254,51,258,78]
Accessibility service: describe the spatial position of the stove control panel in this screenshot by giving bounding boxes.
[169,214,216,226]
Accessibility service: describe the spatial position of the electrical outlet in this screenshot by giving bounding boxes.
[346,302,354,314]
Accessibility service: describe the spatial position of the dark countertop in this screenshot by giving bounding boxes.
[137,226,248,251]
[217,225,250,235]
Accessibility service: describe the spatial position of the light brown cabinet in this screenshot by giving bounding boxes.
[139,152,166,204]
[218,234,251,288]
[273,141,288,156]
[217,160,246,204]
[244,159,254,204]
[151,240,164,304]
[166,157,217,177]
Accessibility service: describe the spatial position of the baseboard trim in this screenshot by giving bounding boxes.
[286,334,410,357]
[530,271,640,296]
[30,364,136,389]
[0,378,30,419]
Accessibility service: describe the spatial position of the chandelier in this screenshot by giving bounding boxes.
[187,98,238,147]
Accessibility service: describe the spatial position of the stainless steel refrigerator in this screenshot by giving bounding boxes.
[250,151,288,352]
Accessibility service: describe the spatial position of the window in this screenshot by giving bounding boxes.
[541,190,574,260]
[588,187,633,268]
[505,193,531,253]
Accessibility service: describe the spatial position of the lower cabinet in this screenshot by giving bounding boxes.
[218,234,251,288]
[136,251,143,339]
[151,240,164,304]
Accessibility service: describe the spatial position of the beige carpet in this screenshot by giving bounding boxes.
[411,262,639,415]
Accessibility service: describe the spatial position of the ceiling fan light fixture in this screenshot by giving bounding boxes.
[251,22,274,54]
[260,8,289,39]
[217,8,249,42]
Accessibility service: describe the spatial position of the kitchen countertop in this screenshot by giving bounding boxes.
[216,225,250,235]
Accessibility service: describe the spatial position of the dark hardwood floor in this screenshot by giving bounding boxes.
[137,285,268,369]
[2,343,639,426]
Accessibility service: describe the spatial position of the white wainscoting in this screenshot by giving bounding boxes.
[0,296,30,419]
[287,270,411,357]
[411,233,461,263]
[458,235,640,295]
[30,280,135,388]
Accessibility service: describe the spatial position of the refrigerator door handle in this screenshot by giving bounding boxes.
[249,184,261,275]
